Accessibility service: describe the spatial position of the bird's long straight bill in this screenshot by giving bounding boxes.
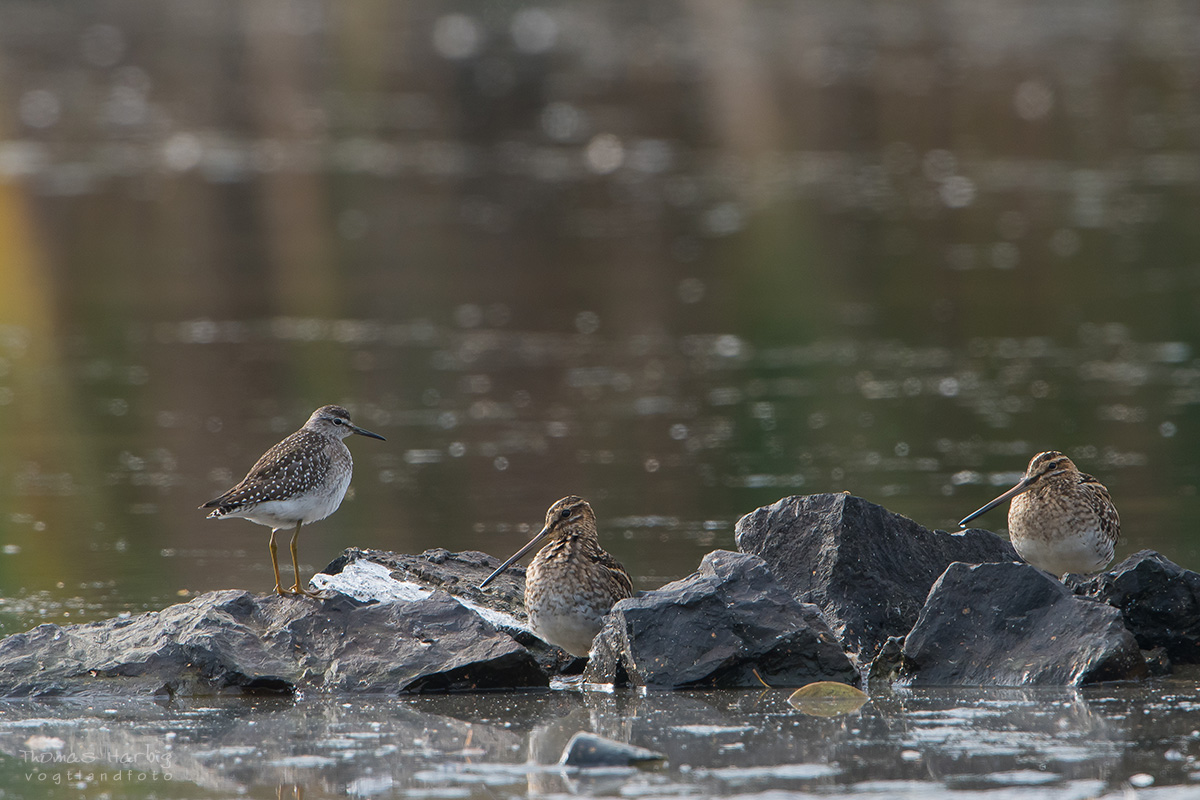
[352,425,386,441]
[479,526,551,588]
[958,477,1034,528]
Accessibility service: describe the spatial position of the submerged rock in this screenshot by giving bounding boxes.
[0,553,551,696]
[559,732,665,768]
[895,561,1146,686]
[735,493,1019,664]
[583,550,858,689]
[1067,550,1200,665]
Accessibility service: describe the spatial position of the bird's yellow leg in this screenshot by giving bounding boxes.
[269,529,290,595]
[288,523,318,596]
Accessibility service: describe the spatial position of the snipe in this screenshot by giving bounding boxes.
[480,496,633,657]
[959,450,1119,577]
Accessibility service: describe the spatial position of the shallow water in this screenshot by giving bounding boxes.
[2,1,1200,796]
[3,681,1200,799]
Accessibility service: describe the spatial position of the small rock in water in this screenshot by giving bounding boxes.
[559,732,665,768]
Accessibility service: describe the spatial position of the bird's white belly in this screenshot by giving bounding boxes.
[1013,531,1111,576]
[239,472,352,529]
[526,589,609,658]
[1009,491,1115,576]
[528,604,604,658]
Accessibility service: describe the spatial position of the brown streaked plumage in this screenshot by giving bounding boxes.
[959,450,1120,577]
[479,496,634,657]
[200,405,385,597]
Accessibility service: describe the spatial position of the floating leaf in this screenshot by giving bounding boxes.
[787,681,868,717]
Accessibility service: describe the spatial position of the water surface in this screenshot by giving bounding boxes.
[3,681,1200,798]
[3,0,1200,623]
[1,2,1200,796]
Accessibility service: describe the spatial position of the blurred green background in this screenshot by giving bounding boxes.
[1,1,1199,629]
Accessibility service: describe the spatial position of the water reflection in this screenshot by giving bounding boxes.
[1,1,1200,636]
[2,683,1198,797]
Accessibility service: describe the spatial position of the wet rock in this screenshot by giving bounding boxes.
[315,548,572,673]
[322,547,527,619]
[866,635,906,685]
[0,584,548,697]
[735,493,1019,664]
[895,561,1146,686]
[584,550,858,689]
[289,591,548,693]
[1066,550,1200,665]
[559,732,665,767]
[1143,646,1172,677]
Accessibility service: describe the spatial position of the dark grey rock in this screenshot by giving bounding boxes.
[322,547,527,619]
[583,550,858,689]
[559,732,665,768]
[286,591,549,693]
[0,587,548,697]
[1067,550,1200,665]
[1143,646,1172,677]
[318,547,574,674]
[866,635,906,685]
[735,493,1019,664]
[896,561,1147,686]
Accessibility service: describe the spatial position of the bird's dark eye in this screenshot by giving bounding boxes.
[560,507,571,520]
[332,418,344,425]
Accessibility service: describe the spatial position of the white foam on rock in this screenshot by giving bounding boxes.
[310,559,533,637]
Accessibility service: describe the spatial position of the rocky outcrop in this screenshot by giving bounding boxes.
[314,547,573,673]
[1068,550,1200,665]
[583,551,858,689]
[735,493,1019,664]
[2,501,1196,697]
[0,554,551,696]
[892,561,1147,686]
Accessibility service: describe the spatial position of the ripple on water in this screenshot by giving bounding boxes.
[346,775,395,797]
[694,763,839,784]
[413,762,543,786]
[964,769,1062,786]
[271,755,338,768]
[839,779,1106,799]
[193,745,258,760]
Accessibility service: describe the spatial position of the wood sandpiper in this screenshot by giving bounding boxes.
[200,405,385,596]
[479,496,634,657]
[958,450,1120,577]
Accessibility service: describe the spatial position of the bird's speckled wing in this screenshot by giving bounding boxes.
[202,430,332,512]
[591,545,635,600]
[1079,472,1120,543]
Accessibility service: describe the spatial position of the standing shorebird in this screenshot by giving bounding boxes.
[479,496,634,657]
[958,450,1120,577]
[200,405,385,596]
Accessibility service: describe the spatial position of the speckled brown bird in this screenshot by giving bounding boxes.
[959,450,1120,577]
[479,496,634,657]
[200,405,385,596]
